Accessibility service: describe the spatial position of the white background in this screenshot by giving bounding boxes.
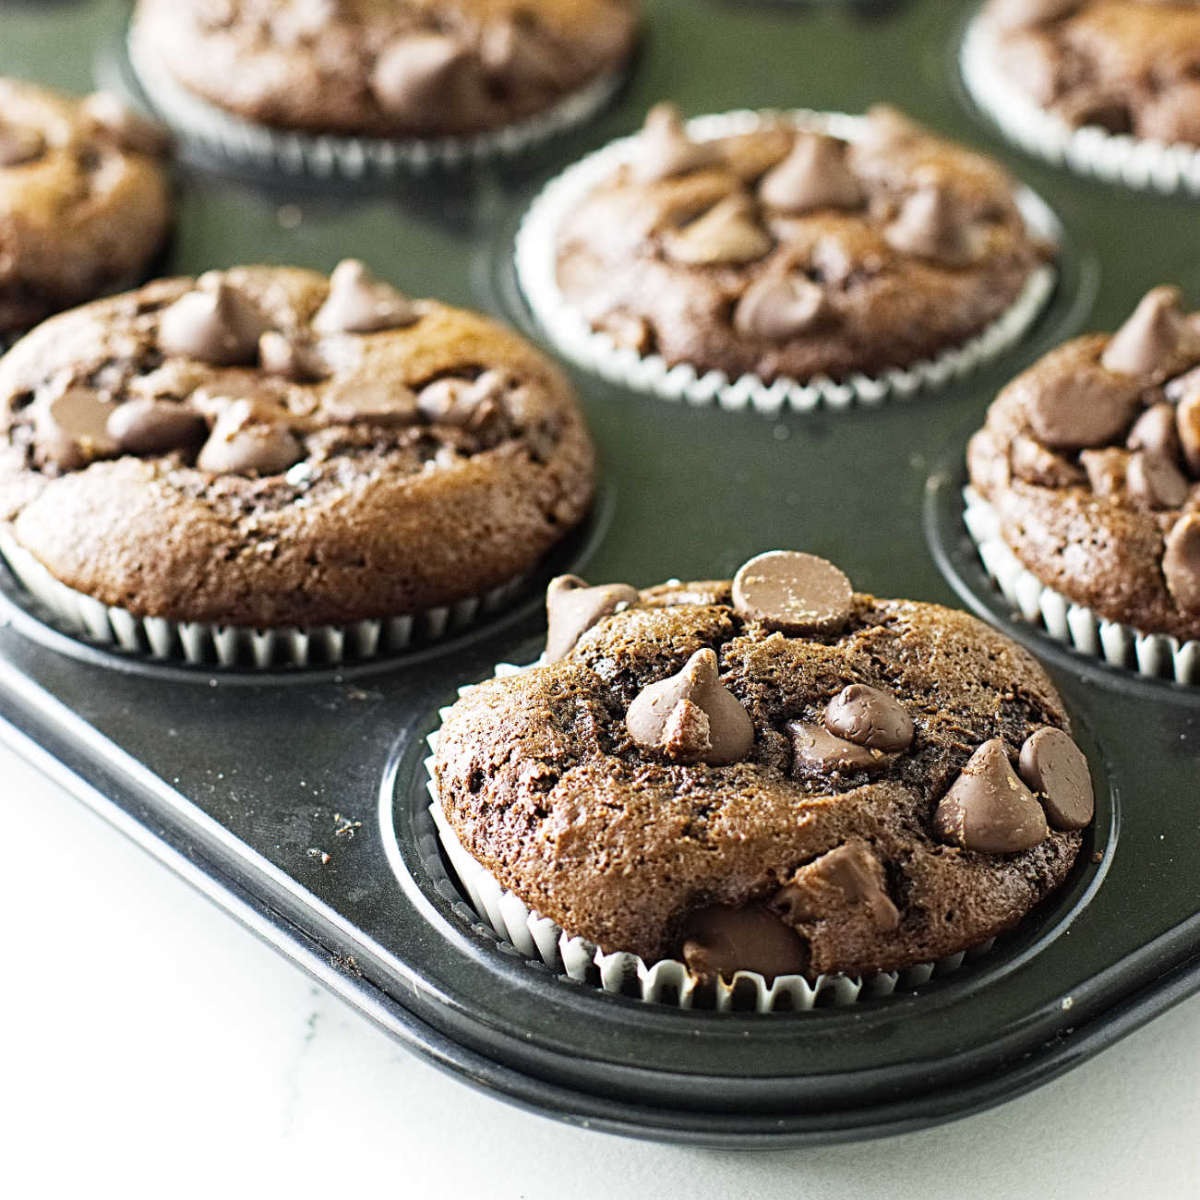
[2,742,1198,1198]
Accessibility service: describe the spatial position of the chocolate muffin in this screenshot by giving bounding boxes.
[0,79,171,335]
[0,262,595,645]
[432,552,1093,984]
[532,104,1055,390]
[130,0,639,141]
[969,286,1200,643]
[974,0,1200,146]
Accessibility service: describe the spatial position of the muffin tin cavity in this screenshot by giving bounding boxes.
[380,671,1118,1016]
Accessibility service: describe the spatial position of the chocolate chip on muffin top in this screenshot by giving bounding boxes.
[0,262,595,628]
[434,553,1092,981]
[969,285,1200,640]
[553,103,1053,383]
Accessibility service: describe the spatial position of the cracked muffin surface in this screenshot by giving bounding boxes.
[0,78,171,334]
[433,556,1091,981]
[978,0,1200,146]
[0,262,595,628]
[969,285,1200,640]
[552,104,1053,384]
[131,0,639,138]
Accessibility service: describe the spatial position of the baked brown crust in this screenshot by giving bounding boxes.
[0,78,171,333]
[434,579,1084,978]
[968,295,1200,640]
[0,266,595,627]
[553,106,1052,383]
[979,0,1200,145]
[131,0,639,138]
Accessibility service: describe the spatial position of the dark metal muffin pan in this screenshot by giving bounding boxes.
[4,0,1200,1147]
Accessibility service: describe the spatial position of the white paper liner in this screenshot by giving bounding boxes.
[962,16,1200,197]
[963,486,1200,683]
[424,662,992,1012]
[0,531,529,669]
[127,27,625,178]
[514,107,1059,415]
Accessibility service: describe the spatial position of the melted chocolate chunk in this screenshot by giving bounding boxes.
[772,842,900,932]
[824,684,914,752]
[106,398,207,455]
[787,720,889,775]
[680,904,809,982]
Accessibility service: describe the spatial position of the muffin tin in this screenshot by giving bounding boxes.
[4,0,1200,1147]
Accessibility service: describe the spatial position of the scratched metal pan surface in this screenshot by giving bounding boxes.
[2,0,1200,1148]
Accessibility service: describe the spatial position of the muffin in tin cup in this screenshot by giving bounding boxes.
[0,261,596,667]
[127,0,640,176]
[516,103,1059,415]
[428,551,1096,1011]
[967,285,1200,682]
[963,0,1200,196]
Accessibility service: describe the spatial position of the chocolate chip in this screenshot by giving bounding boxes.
[884,184,976,266]
[630,103,721,184]
[772,842,900,932]
[1176,389,1200,475]
[1164,364,1200,404]
[259,331,329,382]
[1010,435,1085,487]
[626,648,754,765]
[33,388,117,470]
[1127,450,1189,509]
[371,34,485,123]
[933,739,1049,854]
[322,379,417,426]
[758,132,863,214]
[0,123,46,167]
[196,400,302,476]
[1127,402,1181,463]
[312,260,418,335]
[733,275,827,341]
[1101,286,1200,380]
[680,904,809,982]
[824,684,914,752]
[158,276,269,366]
[1018,728,1094,831]
[732,550,853,634]
[544,575,639,662]
[663,195,772,267]
[80,92,170,157]
[1164,513,1200,613]
[480,18,569,89]
[1080,447,1129,497]
[417,373,507,426]
[106,399,207,455]
[1019,361,1141,451]
[787,720,888,775]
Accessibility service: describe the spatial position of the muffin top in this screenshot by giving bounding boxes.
[131,0,640,138]
[0,78,171,333]
[969,285,1200,640]
[552,104,1053,384]
[0,262,595,627]
[980,0,1200,144]
[434,552,1092,981]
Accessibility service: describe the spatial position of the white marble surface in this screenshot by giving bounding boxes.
[2,740,1198,1197]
